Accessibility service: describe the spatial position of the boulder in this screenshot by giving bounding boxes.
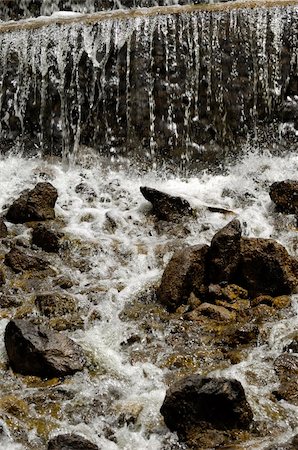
[48,434,99,450]
[0,218,8,238]
[140,186,194,222]
[238,238,298,297]
[4,319,86,377]
[6,182,58,223]
[207,219,242,284]
[269,180,298,214]
[4,247,48,273]
[160,374,253,435]
[32,224,61,252]
[157,245,209,311]
[35,292,77,318]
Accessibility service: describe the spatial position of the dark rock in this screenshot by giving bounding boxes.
[4,247,48,273]
[238,238,298,297]
[6,182,58,223]
[0,218,8,238]
[75,182,97,201]
[160,374,253,435]
[207,219,242,284]
[4,319,85,377]
[284,338,298,354]
[269,180,298,214]
[140,186,195,222]
[32,224,61,252]
[48,433,99,450]
[157,245,209,311]
[35,292,77,318]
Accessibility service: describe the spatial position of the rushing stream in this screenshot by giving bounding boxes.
[0,1,297,449]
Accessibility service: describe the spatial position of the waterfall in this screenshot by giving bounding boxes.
[0,4,297,162]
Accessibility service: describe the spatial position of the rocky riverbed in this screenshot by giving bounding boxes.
[0,149,297,449]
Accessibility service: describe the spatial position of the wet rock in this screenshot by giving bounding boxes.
[273,354,298,404]
[196,302,236,321]
[207,283,248,303]
[229,324,259,346]
[269,180,298,214]
[0,218,8,238]
[4,247,48,273]
[140,186,195,222]
[48,434,99,450]
[35,292,77,318]
[274,353,298,382]
[6,182,58,223]
[4,319,86,377]
[273,380,298,405]
[157,244,209,311]
[75,182,97,201]
[160,374,253,435]
[53,275,74,289]
[31,224,61,253]
[238,238,298,297]
[284,338,298,354]
[207,219,242,284]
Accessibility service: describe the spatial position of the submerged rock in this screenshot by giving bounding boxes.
[196,302,236,321]
[0,218,8,238]
[6,182,58,223]
[265,434,298,450]
[48,434,99,450]
[207,218,242,284]
[140,186,195,222]
[269,180,298,214]
[238,238,298,296]
[160,374,253,435]
[157,244,209,311]
[31,224,61,252]
[4,247,49,273]
[4,319,86,378]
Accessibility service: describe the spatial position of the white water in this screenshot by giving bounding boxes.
[0,147,297,449]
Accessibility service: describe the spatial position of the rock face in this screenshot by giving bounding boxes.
[4,247,48,273]
[31,224,61,252]
[140,186,194,222]
[0,218,8,238]
[160,374,253,435]
[238,238,298,296]
[4,319,86,377]
[269,180,298,214]
[157,244,209,311]
[48,434,99,450]
[207,219,242,284]
[6,182,58,223]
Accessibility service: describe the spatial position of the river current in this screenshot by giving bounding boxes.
[0,146,297,449]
